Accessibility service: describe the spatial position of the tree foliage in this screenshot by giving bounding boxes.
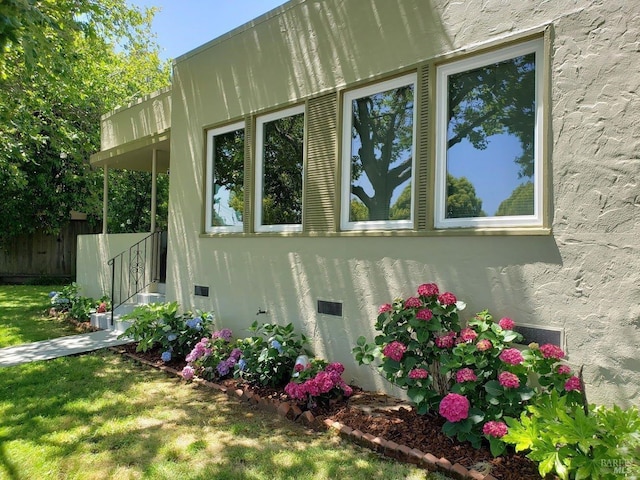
[0,0,171,245]
[348,53,536,224]
[211,127,244,226]
[261,113,304,225]
[350,84,414,221]
[446,174,485,218]
[496,182,534,217]
[447,53,536,179]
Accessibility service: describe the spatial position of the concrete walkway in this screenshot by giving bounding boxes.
[0,330,133,367]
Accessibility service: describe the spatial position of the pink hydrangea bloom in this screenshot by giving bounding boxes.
[499,348,524,365]
[459,328,478,342]
[416,308,433,321]
[456,368,477,383]
[404,296,422,308]
[378,303,392,314]
[382,341,407,361]
[417,283,439,297]
[409,368,429,379]
[341,384,353,397]
[181,366,195,380]
[498,317,515,330]
[540,344,565,360]
[438,292,457,306]
[476,339,493,352]
[565,376,582,391]
[435,331,457,348]
[326,362,345,375]
[483,421,508,438]
[439,393,470,422]
[556,364,571,375]
[498,371,520,389]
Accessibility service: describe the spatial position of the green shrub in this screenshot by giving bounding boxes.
[181,329,242,381]
[353,282,582,452]
[119,302,215,361]
[49,282,109,321]
[235,321,311,388]
[503,391,640,479]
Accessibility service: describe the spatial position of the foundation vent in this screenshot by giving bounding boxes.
[317,300,342,317]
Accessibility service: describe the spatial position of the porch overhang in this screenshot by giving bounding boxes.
[90,129,171,173]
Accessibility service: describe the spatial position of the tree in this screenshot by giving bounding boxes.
[446,53,536,178]
[496,182,534,216]
[107,171,170,233]
[446,174,485,218]
[389,184,412,221]
[0,0,171,245]
[211,127,245,226]
[350,53,536,221]
[261,113,304,225]
[350,84,414,221]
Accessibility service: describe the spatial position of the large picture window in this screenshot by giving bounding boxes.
[341,74,417,231]
[435,39,544,228]
[205,122,245,233]
[255,105,305,232]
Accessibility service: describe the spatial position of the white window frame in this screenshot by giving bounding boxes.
[254,104,305,233]
[340,73,417,231]
[205,121,245,233]
[434,39,544,229]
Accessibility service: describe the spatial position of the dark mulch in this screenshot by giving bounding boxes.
[116,343,544,480]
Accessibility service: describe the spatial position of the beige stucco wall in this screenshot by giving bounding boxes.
[76,233,149,300]
[165,0,639,406]
[100,87,171,151]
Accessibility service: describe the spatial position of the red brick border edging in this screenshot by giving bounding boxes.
[111,348,498,480]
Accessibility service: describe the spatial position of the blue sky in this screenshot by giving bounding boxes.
[127,0,288,61]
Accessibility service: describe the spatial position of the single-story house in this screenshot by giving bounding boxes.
[78,0,639,407]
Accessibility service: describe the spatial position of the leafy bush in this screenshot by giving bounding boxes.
[503,392,640,479]
[49,282,110,321]
[181,328,242,381]
[353,282,580,452]
[284,358,353,408]
[119,302,215,361]
[235,321,310,388]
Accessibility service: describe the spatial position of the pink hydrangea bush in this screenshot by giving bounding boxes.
[353,285,581,454]
[284,359,353,408]
[353,282,465,415]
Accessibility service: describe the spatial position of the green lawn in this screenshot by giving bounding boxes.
[0,351,441,480]
[0,284,448,480]
[0,284,77,347]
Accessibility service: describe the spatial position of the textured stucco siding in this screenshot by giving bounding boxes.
[166,0,639,406]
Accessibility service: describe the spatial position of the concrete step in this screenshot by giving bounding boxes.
[137,292,166,305]
[89,312,133,334]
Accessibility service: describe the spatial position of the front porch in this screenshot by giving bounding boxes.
[76,87,172,317]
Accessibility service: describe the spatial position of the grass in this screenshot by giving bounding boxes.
[0,351,442,480]
[0,284,450,479]
[0,284,77,347]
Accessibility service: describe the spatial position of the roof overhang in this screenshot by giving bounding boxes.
[90,129,171,173]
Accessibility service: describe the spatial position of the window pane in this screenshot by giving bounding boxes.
[261,112,304,225]
[445,52,536,219]
[212,128,244,227]
[349,83,414,223]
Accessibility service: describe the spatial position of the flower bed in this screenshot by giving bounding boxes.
[112,287,640,480]
[113,342,542,480]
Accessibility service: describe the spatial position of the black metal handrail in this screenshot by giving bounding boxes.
[108,230,163,326]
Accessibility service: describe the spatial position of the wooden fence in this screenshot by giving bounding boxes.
[0,220,101,282]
